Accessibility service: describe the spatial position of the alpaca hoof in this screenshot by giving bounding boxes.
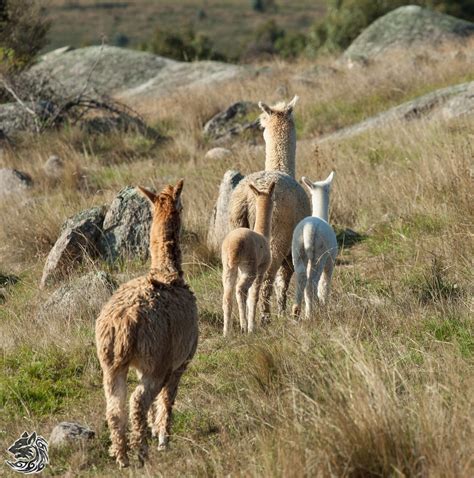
[116,456,129,468]
[260,314,270,326]
[158,433,168,451]
[158,442,168,452]
[292,305,300,318]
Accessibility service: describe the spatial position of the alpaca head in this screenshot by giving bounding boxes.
[248,180,276,228]
[258,95,298,143]
[138,179,184,231]
[301,172,335,221]
[258,96,299,176]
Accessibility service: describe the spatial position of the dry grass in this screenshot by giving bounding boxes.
[0,42,473,477]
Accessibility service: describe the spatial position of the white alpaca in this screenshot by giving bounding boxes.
[291,172,338,319]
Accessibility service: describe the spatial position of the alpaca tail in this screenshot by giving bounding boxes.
[96,319,136,371]
[229,190,250,229]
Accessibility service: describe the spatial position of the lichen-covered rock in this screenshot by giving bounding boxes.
[49,422,95,448]
[207,170,244,252]
[0,168,33,198]
[40,206,106,288]
[0,101,55,137]
[99,186,152,263]
[39,271,117,320]
[203,101,261,142]
[345,6,474,61]
[29,45,250,100]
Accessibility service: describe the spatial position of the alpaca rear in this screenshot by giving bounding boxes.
[96,179,198,467]
[222,181,275,335]
[292,172,338,319]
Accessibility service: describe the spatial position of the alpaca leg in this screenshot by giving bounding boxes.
[305,258,325,319]
[259,260,281,324]
[247,272,264,333]
[104,367,129,468]
[275,255,293,315]
[318,256,335,305]
[236,269,254,333]
[292,263,307,319]
[130,374,163,465]
[151,363,187,450]
[222,265,238,337]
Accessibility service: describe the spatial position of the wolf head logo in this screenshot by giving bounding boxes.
[6,431,49,474]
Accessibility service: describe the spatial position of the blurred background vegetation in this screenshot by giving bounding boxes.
[1,0,473,66]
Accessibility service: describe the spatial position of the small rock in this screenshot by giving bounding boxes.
[203,101,260,142]
[40,206,106,288]
[0,168,33,198]
[207,170,244,252]
[39,271,117,320]
[204,147,232,161]
[99,186,152,263]
[43,155,65,179]
[49,422,95,448]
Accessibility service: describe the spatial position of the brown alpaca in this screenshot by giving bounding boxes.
[221,181,275,336]
[95,179,198,467]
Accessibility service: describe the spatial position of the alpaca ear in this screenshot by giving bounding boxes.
[258,101,272,116]
[325,171,335,186]
[301,176,313,191]
[268,180,276,197]
[137,186,157,204]
[173,179,184,199]
[249,183,260,196]
[286,95,299,114]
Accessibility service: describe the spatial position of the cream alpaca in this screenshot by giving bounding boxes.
[95,180,198,467]
[222,181,276,336]
[229,96,310,320]
[292,172,338,319]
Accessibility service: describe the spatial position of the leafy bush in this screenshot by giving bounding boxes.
[0,0,50,71]
[141,27,226,62]
[242,20,307,60]
[308,0,474,55]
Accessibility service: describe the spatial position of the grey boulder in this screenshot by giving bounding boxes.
[99,186,152,263]
[0,168,33,198]
[49,422,95,448]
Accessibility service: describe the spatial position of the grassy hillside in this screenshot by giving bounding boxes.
[1,40,473,476]
[44,0,325,58]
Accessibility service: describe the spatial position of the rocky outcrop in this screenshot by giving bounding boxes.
[0,102,55,137]
[0,168,33,198]
[49,422,95,448]
[319,81,474,142]
[204,147,232,161]
[345,6,474,61]
[30,46,250,100]
[40,206,106,288]
[203,101,261,142]
[39,271,117,320]
[99,186,152,263]
[207,170,244,252]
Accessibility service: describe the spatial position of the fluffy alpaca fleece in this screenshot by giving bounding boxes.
[222,181,275,336]
[229,96,310,320]
[292,172,338,319]
[95,180,198,468]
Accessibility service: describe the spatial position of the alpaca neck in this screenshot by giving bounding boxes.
[148,219,183,285]
[253,199,273,239]
[312,189,329,222]
[264,126,296,177]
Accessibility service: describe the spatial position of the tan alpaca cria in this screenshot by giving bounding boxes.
[95,179,198,468]
[222,181,275,336]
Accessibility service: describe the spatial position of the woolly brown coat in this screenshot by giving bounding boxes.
[95,180,198,467]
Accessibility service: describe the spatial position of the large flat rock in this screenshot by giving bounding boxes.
[30,45,250,100]
[318,81,474,143]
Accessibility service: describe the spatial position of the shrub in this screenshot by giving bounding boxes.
[141,26,226,62]
[0,0,50,71]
